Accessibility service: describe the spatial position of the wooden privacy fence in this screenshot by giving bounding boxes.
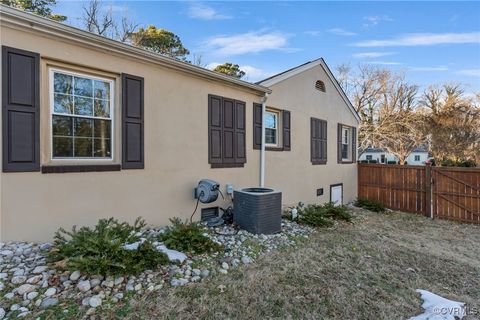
[358,163,480,224]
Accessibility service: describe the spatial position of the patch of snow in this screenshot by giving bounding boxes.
[156,245,187,263]
[410,289,465,320]
[122,238,146,251]
[123,239,186,263]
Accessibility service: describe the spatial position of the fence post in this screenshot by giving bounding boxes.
[425,164,433,219]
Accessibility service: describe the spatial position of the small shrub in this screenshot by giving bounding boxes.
[355,198,386,213]
[439,158,476,167]
[49,217,168,275]
[387,161,397,165]
[296,203,352,227]
[159,218,223,254]
[368,160,378,164]
[321,202,353,222]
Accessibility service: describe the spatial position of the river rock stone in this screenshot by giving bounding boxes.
[77,280,91,292]
[89,295,102,308]
[32,266,47,274]
[11,276,27,285]
[17,284,36,295]
[69,271,81,281]
[44,288,56,297]
[40,298,59,309]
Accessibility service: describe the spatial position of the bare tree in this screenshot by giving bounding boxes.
[191,53,206,67]
[420,84,480,164]
[116,16,139,43]
[82,0,114,37]
[81,0,138,43]
[337,64,426,163]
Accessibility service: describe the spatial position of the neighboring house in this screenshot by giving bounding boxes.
[359,148,429,165]
[0,6,359,242]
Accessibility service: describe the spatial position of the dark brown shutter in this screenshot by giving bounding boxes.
[209,95,246,167]
[234,100,246,164]
[208,95,223,165]
[122,74,144,169]
[253,103,262,150]
[352,127,357,163]
[311,118,326,165]
[2,46,40,172]
[282,110,291,151]
[337,123,342,163]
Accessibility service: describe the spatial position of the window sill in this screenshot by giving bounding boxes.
[41,164,121,174]
[211,163,245,169]
[266,146,285,152]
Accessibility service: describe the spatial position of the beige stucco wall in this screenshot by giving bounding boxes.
[263,64,358,206]
[0,24,358,242]
[0,26,264,242]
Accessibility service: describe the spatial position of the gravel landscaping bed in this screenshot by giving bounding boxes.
[0,219,313,319]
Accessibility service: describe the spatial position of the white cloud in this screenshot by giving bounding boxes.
[240,65,274,81]
[353,32,480,47]
[409,66,448,72]
[187,3,231,20]
[328,28,356,36]
[203,31,290,55]
[206,63,273,82]
[206,62,221,69]
[108,5,128,13]
[368,61,402,65]
[304,30,321,37]
[353,52,395,58]
[363,15,393,28]
[456,68,480,77]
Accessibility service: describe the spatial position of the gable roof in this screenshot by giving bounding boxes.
[0,5,271,96]
[257,58,361,123]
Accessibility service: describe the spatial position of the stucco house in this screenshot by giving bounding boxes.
[359,147,429,165]
[0,5,359,242]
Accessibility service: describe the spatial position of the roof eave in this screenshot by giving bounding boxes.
[0,5,271,95]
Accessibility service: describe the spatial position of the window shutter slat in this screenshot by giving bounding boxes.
[222,98,235,164]
[253,103,262,150]
[2,46,40,172]
[122,73,144,169]
[337,123,342,163]
[282,110,291,151]
[321,120,327,162]
[352,127,357,163]
[234,100,246,164]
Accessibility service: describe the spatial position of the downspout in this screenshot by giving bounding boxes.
[260,93,268,187]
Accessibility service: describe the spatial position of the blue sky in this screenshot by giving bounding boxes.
[56,1,480,92]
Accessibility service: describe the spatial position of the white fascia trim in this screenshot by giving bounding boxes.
[0,5,271,96]
[259,59,361,123]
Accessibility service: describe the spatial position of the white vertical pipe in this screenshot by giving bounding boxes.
[260,93,268,187]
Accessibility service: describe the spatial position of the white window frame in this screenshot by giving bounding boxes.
[366,155,373,160]
[49,68,115,161]
[341,126,351,161]
[414,155,420,161]
[265,110,280,147]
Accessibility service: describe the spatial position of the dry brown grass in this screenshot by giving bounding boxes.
[103,210,480,320]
